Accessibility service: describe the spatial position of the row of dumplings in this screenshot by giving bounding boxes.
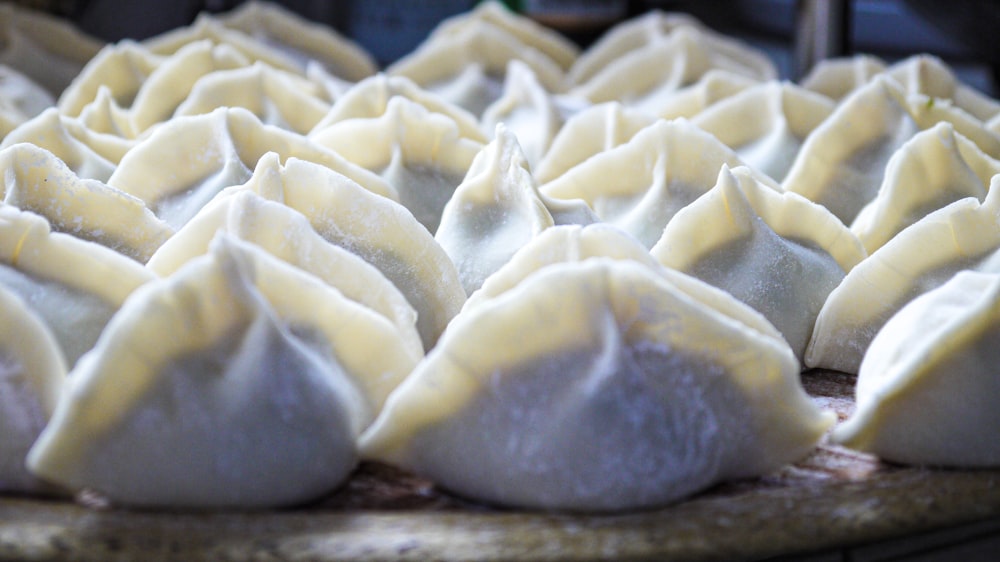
[1,0,999,511]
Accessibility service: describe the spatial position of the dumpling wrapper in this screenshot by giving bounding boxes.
[27,234,418,508]
[0,285,65,494]
[0,204,154,367]
[652,165,866,362]
[57,40,164,122]
[1,143,173,262]
[436,124,554,295]
[360,257,832,512]
[0,65,54,139]
[147,188,422,360]
[886,54,1000,123]
[0,4,104,96]
[799,55,887,102]
[533,101,654,185]
[174,61,331,135]
[691,81,836,182]
[540,118,763,248]
[850,122,1000,254]
[806,176,1000,374]
[481,60,563,170]
[311,96,483,234]
[653,69,760,120]
[217,153,465,351]
[309,73,485,143]
[832,270,1000,467]
[215,0,377,82]
[107,106,395,230]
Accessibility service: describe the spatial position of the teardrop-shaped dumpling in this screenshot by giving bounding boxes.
[831,270,1000,467]
[436,124,554,295]
[850,122,1000,254]
[0,65,54,139]
[0,204,154,367]
[147,188,422,360]
[481,60,563,170]
[107,107,395,229]
[311,97,483,234]
[540,118,758,248]
[652,165,866,362]
[799,55,886,102]
[1,143,173,262]
[691,81,836,182]
[806,176,1000,374]
[27,234,418,508]
[224,154,466,351]
[0,285,65,494]
[360,257,832,512]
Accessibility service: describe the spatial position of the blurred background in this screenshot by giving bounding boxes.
[10,0,999,94]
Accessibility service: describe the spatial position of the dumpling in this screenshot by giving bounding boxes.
[1,108,135,182]
[309,73,485,143]
[481,60,563,170]
[215,0,377,82]
[799,55,886,102]
[436,125,554,295]
[147,188,423,360]
[310,97,484,234]
[72,86,135,138]
[387,18,565,117]
[0,65,54,139]
[57,40,165,122]
[653,69,760,120]
[539,118,756,248]
[0,3,103,96]
[651,165,866,362]
[359,257,832,512]
[27,234,418,508]
[850,122,1000,254]
[831,270,1000,467]
[174,61,331,135]
[106,107,395,229]
[0,204,154,368]
[533,102,653,185]
[806,176,1000,374]
[218,153,465,351]
[886,54,1000,123]
[0,285,65,494]
[1,143,173,262]
[691,81,836,182]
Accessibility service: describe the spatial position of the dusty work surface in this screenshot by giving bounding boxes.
[2,370,999,561]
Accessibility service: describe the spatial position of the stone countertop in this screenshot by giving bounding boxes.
[2,370,999,562]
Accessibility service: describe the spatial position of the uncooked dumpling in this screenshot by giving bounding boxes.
[360,258,832,512]
[481,60,563,170]
[27,234,417,508]
[851,122,1000,254]
[0,285,65,494]
[691,81,835,182]
[540,118,758,248]
[311,97,483,234]
[147,188,423,360]
[0,65,54,139]
[653,69,759,120]
[886,54,1000,123]
[652,165,865,362]
[806,176,1000,375]
[831,270,1000,467]
[799,55,886,102]
[58,40,164,122]
[436,125,554,295]
[0,204,154,367]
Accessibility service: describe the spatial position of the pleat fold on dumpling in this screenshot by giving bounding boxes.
[0,65,54,139]
[481,60,563,170]
[360,257,831,512]
[27,234,417,508]
[832,270,1000,467]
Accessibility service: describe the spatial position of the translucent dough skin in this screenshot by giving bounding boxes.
[833,271,1000,467]
[360,259,832,512]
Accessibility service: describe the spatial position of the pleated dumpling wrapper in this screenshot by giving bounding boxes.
[653,69,760,120]
[652,165,866,363]
[799,55,886,103]
[213,153,465,351]
[832,270,1000,467]
[436,124,554,295]
[691,81,836,182]
[107,106,395,230]
[0,65,54,139]
[360,257,832,512]
[147,188,423,361]
[850,122,1000,254]
[481,60,563,170]
[0,285,65,494]
[0,204,154,368]
[540,118,764,249]
[27,234,418,509]
[806,176,1000,374]
[310,96,484,234]
[886,54,1000,123]
[1,143,173,263]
